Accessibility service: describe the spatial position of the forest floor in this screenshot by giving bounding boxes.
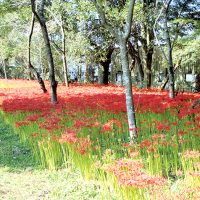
[0,117,116,200]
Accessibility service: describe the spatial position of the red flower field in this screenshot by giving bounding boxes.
[0,79,199,199]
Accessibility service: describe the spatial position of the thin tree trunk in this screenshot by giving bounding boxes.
[128,41,144,86]
[3,60,7,79]
[61,18,69,87]
[164,6,175,98]
[143,1,155,88]
[28,12,47,93]
[31,0,57,103]
[146,49,153,88]
[160,59,181,91]
[84,63,90,83]
[194,73,200,92]
[119,37,137,140]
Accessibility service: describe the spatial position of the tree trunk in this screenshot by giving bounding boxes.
[102,64,109,84]
[31,0,57,103]
[128,41,144,87]
[61,18,69,87]
[28,12,47,93]
[146,48,153,88]
[119,36,137,141]
[92,0,137,141]
[160,59,181,91]
[84,63,90,83]
[164,9,175,98]
[100,48,114,85]
[3,59,7,79]
[142,1,155,89]
[194,73,200,92]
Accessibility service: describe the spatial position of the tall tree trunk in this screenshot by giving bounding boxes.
[164,8,175,98]
[146,47,153,88]
[31,0,58,104]
[61,18,69,87]
[100,47,114,85]
[128,41,144,87]
[84,63,90,83]
[28,13,47,93]
[119,36,137,140]
[194,73,200,92]
[3,59,7,79]
[160,59,181,91]
[142,0,155,89]
[92,0,137,141]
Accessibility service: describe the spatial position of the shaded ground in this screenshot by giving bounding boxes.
[0,116,116,200]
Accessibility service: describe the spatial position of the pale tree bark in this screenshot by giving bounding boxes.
[163,1,175,98]
[30,0,58,104]
[154,0,175,98]
[142,0,156,89]
[3,59,7,79]
[46,6,69,87]
[93,0,137,141]
[28,12,47,93]
[84,63,90,83]
[61,18,69,87]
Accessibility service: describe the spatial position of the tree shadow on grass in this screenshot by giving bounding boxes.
[0,115,38,171]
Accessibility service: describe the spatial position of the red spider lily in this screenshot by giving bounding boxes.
[59,129,78,144]
[157,122,171,131]
[147,147,156,153]
[184,121,194,126]
[85,121,101,128]
[25,114,41,122]
[15,121,30,128]
[177,130,188,137]
[178,139,191,144]
[103,158,167,188]
[101,122,113,133]
[59,133,78,144]
[189,172,200,178]
[31,133,38,137]
[73,119,86,129]
[171,122,178,126]
[182,150,200,159]
[76,137,92,155]
[140,140,154,148]
[152,134,166,140]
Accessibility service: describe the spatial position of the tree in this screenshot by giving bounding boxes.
[154,0,199,97]
[140,0,156,88]
[46,0,70,87]
[28,12,47,93]
[91,0,137,140]
[30,0,58,104]
[163,0,175,98]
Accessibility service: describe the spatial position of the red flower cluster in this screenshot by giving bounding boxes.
[103,158,167,188]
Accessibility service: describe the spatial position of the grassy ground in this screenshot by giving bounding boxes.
[0,116,117,200]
